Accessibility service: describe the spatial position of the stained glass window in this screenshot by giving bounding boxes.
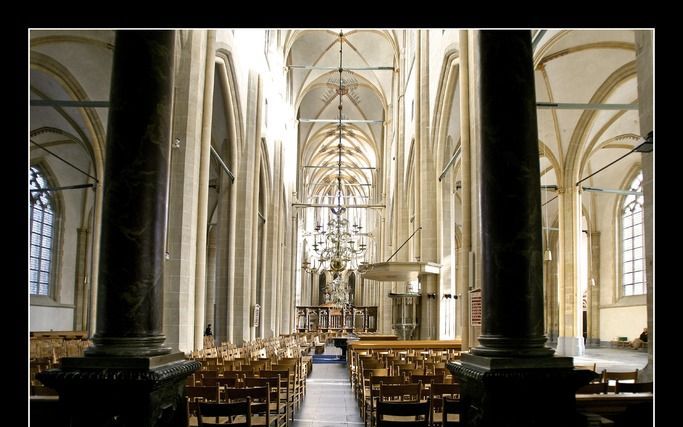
[29,166,54,296]
[622,171,645,296]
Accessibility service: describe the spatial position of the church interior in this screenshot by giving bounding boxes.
[29,29,653,426]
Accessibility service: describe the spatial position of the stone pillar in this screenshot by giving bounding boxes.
[588,231,601,346]
[448,31,592,427]
[556,186,585,356]
[205,227,217,337]
[416,30,438,340]
[73,226,89,331]
[457,29,472,350]
[470,30,552,359]
[635,30,653,383]
[214,169,233,345]
[38,31,199,427]
[194,29,216,350]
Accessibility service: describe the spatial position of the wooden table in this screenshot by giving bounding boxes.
[348,339,461,352]
[354,333,398,341]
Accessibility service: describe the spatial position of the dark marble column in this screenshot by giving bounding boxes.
[472,30,553,359]
[37,31,199,427]
[87,30,175,357]
[448,31,595,427]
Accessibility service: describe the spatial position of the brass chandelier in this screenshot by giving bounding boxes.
[308,31,368,275]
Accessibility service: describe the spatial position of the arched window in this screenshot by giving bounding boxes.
[29,166,55,296]
[622,171,644,296]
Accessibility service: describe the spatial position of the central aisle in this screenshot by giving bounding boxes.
[293,350,363,427]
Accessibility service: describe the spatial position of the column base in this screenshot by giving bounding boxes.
[36,352,200,427]
[556,336,585,356]
[449,355,596,427]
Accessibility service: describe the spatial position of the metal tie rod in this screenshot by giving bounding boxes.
[30,183,97,192]
[31,99,110,108]
[299,119,383,124]
[288,65,394,71]
[536,102,638,110]
[307,182,372,187]
[386,226,422,262]
[439,146,462,181]
[292,203,385,209]
[303,165,376,170]
[30,140,99,182]
[210,146,235,182]
[582,187,642,196]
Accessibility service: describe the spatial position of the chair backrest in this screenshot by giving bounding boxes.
[615,381,653,394]
[576,382,608,394]
[574,363,597,373]
[376,400,430,427]
[429,382,461,422]
[410,374,444,387]
[442,397,463,426]
[244,377,280,402]
[225,385,270,424]
[601,370,639,392]
[379,382,422,402]
[186,385,219,402]
[601,370,638,383]
[186,386,220,417]
[202,376,239,388]
[197,399,251,426]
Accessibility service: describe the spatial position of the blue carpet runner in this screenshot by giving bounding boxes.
[312,354,346,364]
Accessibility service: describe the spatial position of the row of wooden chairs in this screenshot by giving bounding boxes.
[364,381,462,427]
[354,352,457,402]
[577,380,653,395]
[376,398,462,427]
[187,381,288,427]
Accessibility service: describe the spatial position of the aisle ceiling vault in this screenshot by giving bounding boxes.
[533,30,643,224]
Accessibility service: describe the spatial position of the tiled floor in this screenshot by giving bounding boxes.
[292,346,362,427]
[574,347,649,372]
[291,344,650,427]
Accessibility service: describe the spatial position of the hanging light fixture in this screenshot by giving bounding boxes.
[303,31,367,306]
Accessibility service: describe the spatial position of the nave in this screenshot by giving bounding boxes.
[29,29,654,426]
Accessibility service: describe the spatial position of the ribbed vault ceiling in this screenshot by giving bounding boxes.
[287,29,398,205]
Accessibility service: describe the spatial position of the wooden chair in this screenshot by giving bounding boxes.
[442,397,463,426]
[366,376,405,427]
[360,368,389,405]
[186,385,220,418]
[376,400,430,427]
[259,370,293,424]
[271,363,302,411]
[409,374,443,390]
[225,386,276,427]
[615,381,653,394]
[429,383,461,426]
[197,399,252,426]
[379,382,422,403]
[434,368,453,384]
[601,370,638,392]
[243,377,287,427]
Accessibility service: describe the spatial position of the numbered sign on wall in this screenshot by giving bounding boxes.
[470,289,482,327]
[253,304,261,327]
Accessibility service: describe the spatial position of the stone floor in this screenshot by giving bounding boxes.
[290,344,650,427]
[575,347,649,372]
[292,345,362,427]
